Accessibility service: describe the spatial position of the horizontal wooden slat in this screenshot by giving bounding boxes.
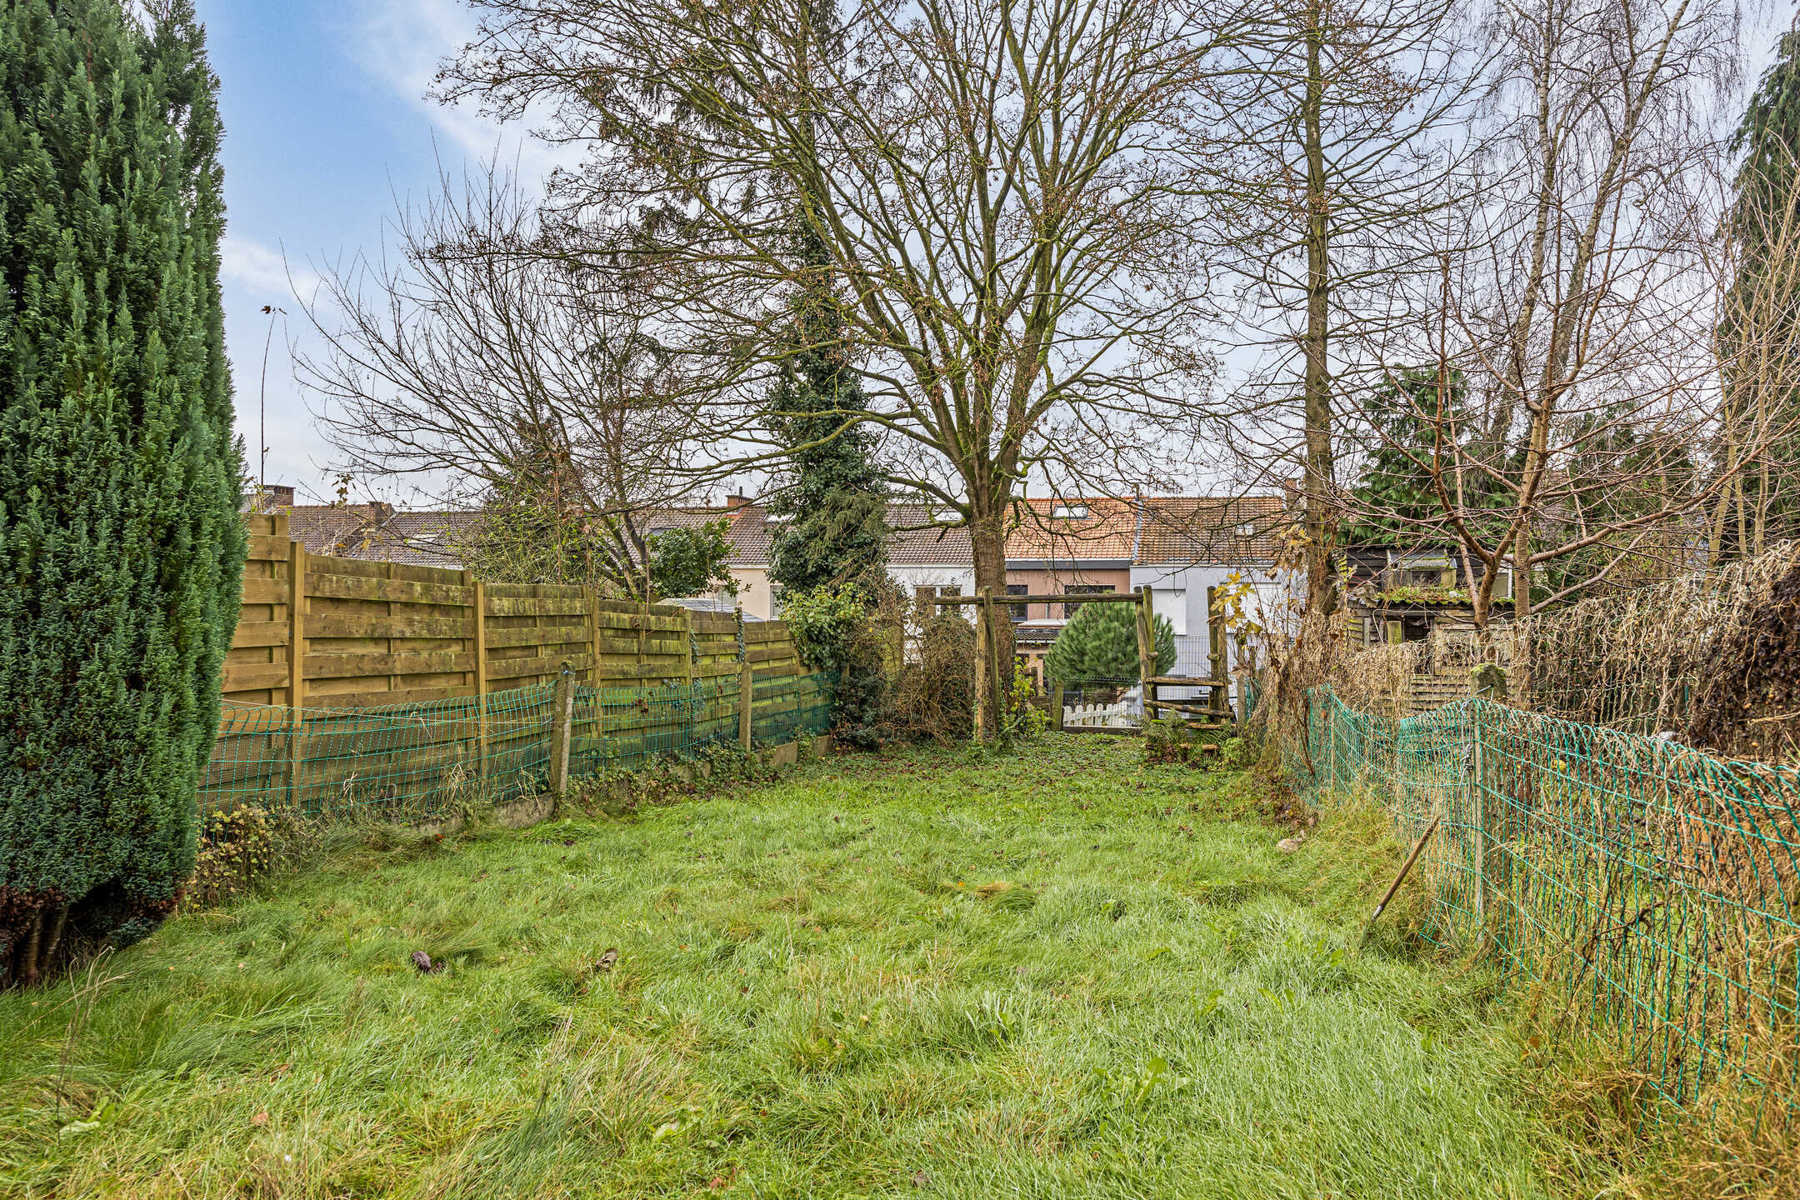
[307,571,473,607]
[486,596,589,618]
[246,534,291,562]
[223,661,289,692]
[231,621,288,649]
[241,576,289,605]
[306,613,472,639]
[304,650,475,680]
[487,624,589,649]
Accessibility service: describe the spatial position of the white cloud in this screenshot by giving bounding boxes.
[351,0,576,190]
[221,236,321,301]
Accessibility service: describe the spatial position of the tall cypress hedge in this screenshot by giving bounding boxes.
[0,0,243,985]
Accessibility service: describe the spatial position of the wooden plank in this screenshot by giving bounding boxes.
[485,623,591,650]
[304,685,474,710]
[487,653,590,681]
[303,650,475,680]
[241,576,289,606]
[306,570,473,607]
[933,591,1137,607]
[231,620,287,649]
[246,534,291,562]
[305,613,472,640]
[224,661,290,692]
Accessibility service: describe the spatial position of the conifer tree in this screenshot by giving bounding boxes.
[1719,28,1800,554]
[1044,605,1175,689]
[766,228,887,596]
[0,0,244,985]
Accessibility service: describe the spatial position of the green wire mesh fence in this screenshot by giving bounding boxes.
[200,674,836,826]
[1292,687,1800,1118]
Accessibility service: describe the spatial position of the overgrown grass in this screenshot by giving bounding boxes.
[0,737,1629,1198]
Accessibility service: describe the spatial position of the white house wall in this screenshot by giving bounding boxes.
[1130,562,1294,704]
[888,565,976,598]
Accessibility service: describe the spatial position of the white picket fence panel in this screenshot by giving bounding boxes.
[1062,701,1133,729]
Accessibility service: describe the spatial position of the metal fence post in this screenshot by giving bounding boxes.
[1471,699,1486,928]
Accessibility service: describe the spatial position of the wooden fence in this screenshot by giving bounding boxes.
[227,514,806,711]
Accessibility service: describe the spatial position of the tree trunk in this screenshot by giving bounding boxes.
[1301,1,1336,623]
[968,506,1010,741]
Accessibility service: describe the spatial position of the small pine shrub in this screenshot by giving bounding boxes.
[1045,604,1176,689]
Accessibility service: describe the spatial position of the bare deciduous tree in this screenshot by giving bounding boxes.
[1354,0,1776,633]
[296,167,730,598]
[1202,0,1484,624]
[434,0,1259,733]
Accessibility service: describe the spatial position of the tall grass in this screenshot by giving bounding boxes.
[0,739,1627,1198]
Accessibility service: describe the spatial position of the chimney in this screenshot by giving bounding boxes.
[260,483,295,511]
[369,501,395,524]
[725,493,751,512]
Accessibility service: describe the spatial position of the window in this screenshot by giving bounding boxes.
[1235,521,1257,537]
[1050,503,1089,520]
[647,526,677,538]
[1062,584,1110,618]
[1005,583,1030,621]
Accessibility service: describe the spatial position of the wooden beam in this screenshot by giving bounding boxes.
[473,578,489,787]
[286,541,307,812]
[1135,586,1156,724]
[737,609,753,752]
[930,591,1137,607]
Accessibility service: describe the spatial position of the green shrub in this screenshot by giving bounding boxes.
[184,805,318,910]
[1045,603,1176,687]
[0,0,243,985]
[780,583,890,748]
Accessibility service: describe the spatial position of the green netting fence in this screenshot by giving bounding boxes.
[1292,687,1800,1118]
[200,673,835,826]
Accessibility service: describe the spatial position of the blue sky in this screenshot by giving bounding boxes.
[198,2,1791,508]
[198,0,553,504]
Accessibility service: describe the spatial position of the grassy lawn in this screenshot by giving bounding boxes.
[0,737,1611,1199]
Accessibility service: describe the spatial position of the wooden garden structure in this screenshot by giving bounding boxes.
[929,586,1235,741]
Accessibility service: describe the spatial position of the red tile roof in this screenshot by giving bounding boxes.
[1134,496,1288,565]
[1004,498,1140,563]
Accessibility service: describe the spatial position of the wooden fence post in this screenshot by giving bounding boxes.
[680,607,697,744]
[1135,586,1157,725]
[1051,680,1065,733]
[473,579,489,786]
[738,610,754,752]
[548,669,576,794]
[1206,585,1229,717]
[586,586,601,687]
[1468,664,1505,930]
[286,541,307,812]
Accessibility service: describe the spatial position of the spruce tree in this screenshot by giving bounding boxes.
[1044,605,1176,689]
[0,0,244,985]
[766,221,887,596]
[1721,28,1800,552]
